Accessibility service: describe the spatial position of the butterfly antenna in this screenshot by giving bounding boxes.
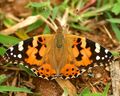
[38,15,57,32]
[48,17,58,31]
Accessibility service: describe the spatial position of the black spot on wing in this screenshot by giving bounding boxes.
[35,40,42,60]
[22,38,34,59]
[86,39,96,62]
[76,52,83,61]
[35,37,47,60]
[75,39,83,61]
[76,38,81,43]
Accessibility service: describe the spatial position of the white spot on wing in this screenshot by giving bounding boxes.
[105,55,108,58]
[9,47,14,51]
[10,53,13,55]
[18,41,24,51]
[81,69,86,73]
[95,43,100,53]
[96,56,100,60]
[102,57,105,60]
[105,49,109,54]
[19,62,24,65]
[13,55,16,57]
[18,54,22,58]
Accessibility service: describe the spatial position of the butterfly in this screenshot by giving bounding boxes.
[2,28,113,80]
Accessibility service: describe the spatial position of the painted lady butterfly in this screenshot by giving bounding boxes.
[2,28,113,80]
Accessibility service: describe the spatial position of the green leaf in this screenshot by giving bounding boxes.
[112,51,120,56]
[62,88,68,96]
[43,25,50,34]
[111,23,120,41]
[106,12,120,41]
[26,20,43,33]
[58,0,69,12]
[107,18,120,24]
[79,87,91,96]
[117,0,120,3]
[40,8,51,18]
[27,1,50,8]
[0,86,32,93]
[0,75,7,85]
[0,34,20,47]
[52,7,59,20]
[3,18,16,28]
[80,4,112,18]
[70,23,91,32]
[27,1,51,16]
[90,93,102,96]
[0,47,6,56]
[102,83,110,96]
[111,2,120,15]
[19,64,36,77]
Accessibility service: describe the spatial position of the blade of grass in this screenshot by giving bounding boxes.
[0,47,6,56]
[107,18,120,24]
[0,34,20,46]
[52,6,59,20]
[43,25,50,34]
[102,83,110,96]
[106,12,120,41]
[79,87,91,96]
[111,51,120,56]
[62,88,68,96]
[70,23,91,32]
[80,4,112,18]
[15,30,29,40]
[19,64,36,77]
[27,1,50,8]
[0,74,7,85]
[0,86,32,93]
[26,20,43,33]
[3,18,16,28]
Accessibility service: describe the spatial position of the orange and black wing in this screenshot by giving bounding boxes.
[59,34,113,79]
[2,35,57,80]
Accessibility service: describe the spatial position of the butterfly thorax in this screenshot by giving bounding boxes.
[55,31,64,48]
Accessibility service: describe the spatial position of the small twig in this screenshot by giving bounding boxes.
[60,8,69,27]
[78,0,96,14]
[6,13,21,22]
[0,66,21,71]
[103,25,117,44]
[56,78,77,96]
[38,15,57,32]
[48,17,58,31]
[89,82,97,93]
[103,25,113,40]
[9,77,18,96]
